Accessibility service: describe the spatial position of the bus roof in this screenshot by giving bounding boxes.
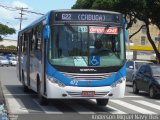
[18,11,50,35]
[52,9,121,15]
[18,9,122,35]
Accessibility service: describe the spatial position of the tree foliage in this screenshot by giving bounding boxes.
[0,23,16,41]
[0,45,16,50]
[72,0,160,63]
[6,45,17,49]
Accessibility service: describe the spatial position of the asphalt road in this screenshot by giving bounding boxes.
[0,67,160,120]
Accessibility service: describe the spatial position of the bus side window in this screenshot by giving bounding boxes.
[21,35,24,53]
[18,35,21,52]
[35,24,42,51]
[30,29,35,52]
[22,34,27,53]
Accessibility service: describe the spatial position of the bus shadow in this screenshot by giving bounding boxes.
[5,85,124,114]
[4,85,36,95]
[4,85,115,114]
[4,85,41,113]
[48,99,115,113]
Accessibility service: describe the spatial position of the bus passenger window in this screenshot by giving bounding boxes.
[35,24,42,51]
[22,34,27,53]
[30,30,35,51]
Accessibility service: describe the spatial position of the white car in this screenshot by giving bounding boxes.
[0,56,9,67]
[9,57,17,66]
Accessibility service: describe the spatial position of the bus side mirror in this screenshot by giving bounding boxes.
[125,29,129,42]
[123,18,129,42]
[43,25,50,40]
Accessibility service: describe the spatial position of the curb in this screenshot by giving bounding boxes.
[0,81,9,120]
[0,81,5,105]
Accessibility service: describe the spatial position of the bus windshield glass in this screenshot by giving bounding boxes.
[49,25,125,67]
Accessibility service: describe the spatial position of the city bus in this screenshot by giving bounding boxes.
[17,9,126,106]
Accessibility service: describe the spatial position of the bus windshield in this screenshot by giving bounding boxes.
[49,25,125,67]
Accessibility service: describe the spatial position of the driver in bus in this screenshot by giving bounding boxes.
[92,40,109,55]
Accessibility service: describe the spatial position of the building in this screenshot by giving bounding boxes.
[0,39,17,47]
[126,20,160,60]
[127,20,160,51]
[0,39,17,54]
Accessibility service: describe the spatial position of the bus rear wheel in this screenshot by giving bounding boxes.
[37,80,48,105]
[96,99,109,106]
[22,71,29,93]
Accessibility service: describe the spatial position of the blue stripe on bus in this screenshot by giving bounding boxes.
[46,62,126,87]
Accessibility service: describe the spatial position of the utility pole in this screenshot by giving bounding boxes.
[15,7,28,30]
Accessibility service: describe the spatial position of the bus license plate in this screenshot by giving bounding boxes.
[82,91,95,97]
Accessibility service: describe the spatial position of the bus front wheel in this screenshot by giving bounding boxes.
[96,99,109,106]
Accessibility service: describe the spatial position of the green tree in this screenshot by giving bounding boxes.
[0,23,16,41]
[0,45,5,48]
[6,45,17,49]
[72,0,160,63]
[72,0,95,9]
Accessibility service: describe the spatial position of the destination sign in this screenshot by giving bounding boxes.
[55,12,121,23]
[89,26,118,34]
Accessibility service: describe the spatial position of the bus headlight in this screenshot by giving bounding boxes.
[111,77,126,88]
[47,76,66,87]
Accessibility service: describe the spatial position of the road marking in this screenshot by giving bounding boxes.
[6,98,29,114]
[4,94,35,96]
[90,99,126,114]
[133,100,160,110]
[107,105,127,114]
[33,99,63,114]
[156,101,160,103]
[62,101,96,114]
[124,96,142,98]
[110,100,156,114]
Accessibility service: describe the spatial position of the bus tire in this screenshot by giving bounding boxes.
[37,78,48,105]
[96,99,109,106]
[22,71,29,93]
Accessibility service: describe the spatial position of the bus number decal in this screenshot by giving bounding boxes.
[62,14,71,20]
[78,26,88,32]
[70,80,78,86]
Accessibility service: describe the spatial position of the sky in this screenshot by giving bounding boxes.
[0,0,77,40]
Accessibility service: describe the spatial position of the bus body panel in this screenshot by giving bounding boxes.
[46,62,126,87]
[46,77,126,99]
[29,53,42,92]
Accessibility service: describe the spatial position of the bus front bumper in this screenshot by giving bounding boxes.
[46,79,126,99]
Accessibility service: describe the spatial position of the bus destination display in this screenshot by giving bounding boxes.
[55,12,120,22]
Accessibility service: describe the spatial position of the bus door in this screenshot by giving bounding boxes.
[21,33,30,87]
[29,27,43,92]
[29,29,37,91]
[17,35,22,82]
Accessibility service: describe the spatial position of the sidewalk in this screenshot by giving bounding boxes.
[0,81,8,120]
[0,81,5,104]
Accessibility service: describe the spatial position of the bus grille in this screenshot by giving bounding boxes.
[61,72,114,80]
